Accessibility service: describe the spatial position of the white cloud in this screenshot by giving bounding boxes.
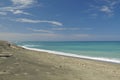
[51,28,80,30]
[49,21,63,26]
[89,0,120,16]
[52,27,92,31]
[52,28,67,30]
[0,0,36,15]
[0,12,7,15]
[28,28,54,33]
[100,6,112,13]
[11,0,35,7]
[16,18,63,26]
[12,10,30,15]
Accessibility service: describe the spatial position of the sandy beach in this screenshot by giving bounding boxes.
[0,41,120,80]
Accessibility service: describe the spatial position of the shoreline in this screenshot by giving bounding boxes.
[1,41,120,80]
[21,46,120,64]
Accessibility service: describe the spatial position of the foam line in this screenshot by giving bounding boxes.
[22,46,120,64]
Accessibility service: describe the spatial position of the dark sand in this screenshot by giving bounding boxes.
[0,41,120,80]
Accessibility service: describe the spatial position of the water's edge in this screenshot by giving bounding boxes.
[21,46,120,64]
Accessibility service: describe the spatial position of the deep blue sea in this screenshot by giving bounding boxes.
[15,41,120,63]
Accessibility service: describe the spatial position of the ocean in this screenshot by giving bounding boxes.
[15,41,120,63]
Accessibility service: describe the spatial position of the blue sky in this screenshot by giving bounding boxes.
[0,0,120,41]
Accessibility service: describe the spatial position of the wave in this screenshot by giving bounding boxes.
[23,45,39,47]
[21,46,120,64]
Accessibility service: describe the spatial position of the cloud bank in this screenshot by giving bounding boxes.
[0,32,92,41]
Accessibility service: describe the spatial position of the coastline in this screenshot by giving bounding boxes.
[20,45,120,80]
[22,46,120,64]
[1,41,120,80]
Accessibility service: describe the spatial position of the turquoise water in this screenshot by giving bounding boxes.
[15,41,120,63]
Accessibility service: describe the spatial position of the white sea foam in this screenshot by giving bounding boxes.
[22,46,120,64]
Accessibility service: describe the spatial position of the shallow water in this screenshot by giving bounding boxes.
[15,41,120,63]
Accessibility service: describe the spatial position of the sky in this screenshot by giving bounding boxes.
[0,0,120,41]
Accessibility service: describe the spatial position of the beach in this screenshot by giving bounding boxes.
[0,41,120,80]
